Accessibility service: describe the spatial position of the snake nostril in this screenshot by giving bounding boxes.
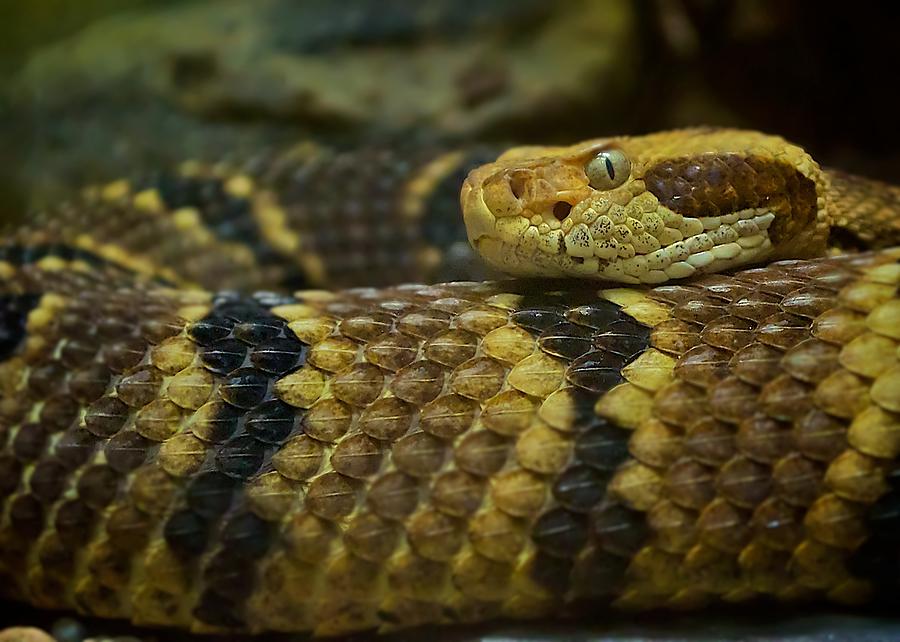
[553,201,572,221]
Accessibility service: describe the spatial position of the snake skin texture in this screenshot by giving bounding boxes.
[825,171,900,250]
[9,142,501,292]
[0,134,899,636]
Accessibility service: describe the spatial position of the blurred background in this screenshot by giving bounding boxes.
[2,0,899,219]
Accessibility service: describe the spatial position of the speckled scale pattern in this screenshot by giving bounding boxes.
[1,228,899,632]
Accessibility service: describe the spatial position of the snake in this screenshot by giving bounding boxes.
[0,128,898,636]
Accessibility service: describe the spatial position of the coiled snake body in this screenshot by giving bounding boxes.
[0,129,898,635]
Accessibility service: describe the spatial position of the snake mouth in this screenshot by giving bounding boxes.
[466,206,778,283]
[566,208,781,284]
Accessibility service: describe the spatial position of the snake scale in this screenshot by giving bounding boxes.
[0,128,899,636]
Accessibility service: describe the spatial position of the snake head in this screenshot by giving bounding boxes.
[461,128,830,283]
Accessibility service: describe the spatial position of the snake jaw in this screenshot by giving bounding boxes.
[462,129,831,283]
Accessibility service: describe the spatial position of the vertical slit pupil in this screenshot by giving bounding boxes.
[605,157,615,180]
[553,201,572,221]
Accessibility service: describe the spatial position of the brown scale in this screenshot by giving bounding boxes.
[699,316,756,352]
[675,345,732,388]
[654,381,710,428]
[419,394,477,439]
[629,418,683,469]
[650,318,702,355]
[429,469,484,517]
[367,471,421,521]
[364,334,419,372]
[682,416,734,466]
[331,433,385,479]
[344,511,398,562]
[450,357,507,401]
[780,338,841,382]
[646,284,705,306]
[707,376,760,423]
[339,313,394,344]
[389,360,446,404]
[759,374,815,420]
[396,308,452,339]
[393,431,450,477]
[672,297,728,326]
[792,409,848,462]
[756,311,813,350]
[733,268,809,298]
[407,508,466,561]
[331,363,385,406]
[728,290,785,324]
[781,286,839,319]
[735,414,793,464]
[730,343,782,386]
[716,456,773,509]
[306,472,360,521]
[423,328,479,367]
[455,429,512,476]
[302,398,353,442]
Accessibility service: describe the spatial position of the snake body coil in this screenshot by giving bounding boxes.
[0,129,898,635]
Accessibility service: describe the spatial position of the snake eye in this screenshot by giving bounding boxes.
[585,149,631,190]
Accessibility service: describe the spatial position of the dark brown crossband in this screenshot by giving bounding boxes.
[642,153,818,244]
